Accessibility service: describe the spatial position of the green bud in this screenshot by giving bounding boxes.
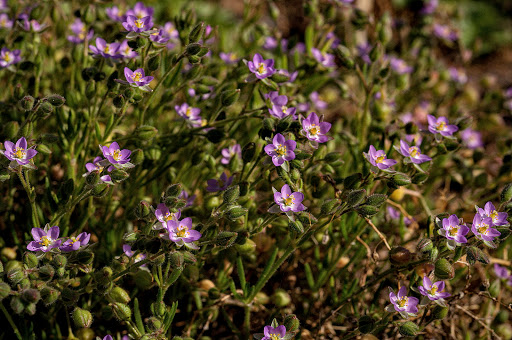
[182,251,197,264]
[131,149,144,165]
[41,133,59,144]
[334,45,354,69]
[134,270,153,290]
[389,247,411,265]
[225,206,247,221]
[399,321,419,336]
[72,307,93,328]
[223,185,240,204]
[434,258,454,280]
[495,310,509,323]
[242,142,256,162]
[186,43,202,56]
[235,239,256,254]
[188,22,205,43]
[0,282,11,300]
[7,268,25,285]
[220,89,240,107]
[24,253,39,269]
[271,73,290,83]
[40,101,54,114]
[166,184,182,198]
[358,315,375,334]
[37,144,51,155]
[188,55,201,64]
[76,328,96,340]
[416,238,433,254]
[4,121,19,140]
[412,172,429,185]
[489,280,501,298]
[10,297,24,314]
[501,184,512,203]
[0,171,9,182]
[19,95,35,111]
[215,231,238,247]
[148,54,160,71]
[61,287,80,306]
[147,316,162,332]
[283,314,300,332]
[355,204,379,217]
[348,189,366,206]
[288,220,304,233]
[324,152,340,164]
[85,171,100,186]
[321,199,340,215]
[272,289,291,307]
[124,87,134,99]
[47,94,65,107]
[109,286,131,304]
[392,173,411,187]
[132,92,144,102]
[169,251,185,268]
[21,289,40,303]
[40,287,59,305]
[110,169,129,182]
[196,47,210,57]
[135,125,158,140]
[365,194,387,207]
[431,305,449,320]
[5,261,22,273]
[111,302,131,321]
[52,254,67,268]
[208,287,221,300]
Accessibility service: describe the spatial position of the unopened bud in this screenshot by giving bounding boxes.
[111,302,131,321]
[19,95,35,111]
[72,307,93,328]
[434,258,454,280]
[47,94,66,107]
[24,253,39,269]
[21,289,41,303]
[399,321,419,336]
[221,89,240,107]
[186,43,202,56]
[109,286,131,304]
[223,185,240,204]
[188,22,205,44]
[389,247,411,265]
[284,314,300,332]
[41,287,60,305]
[432,305,449,320]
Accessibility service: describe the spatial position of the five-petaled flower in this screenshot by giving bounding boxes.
[472,213,501,243]
[27,225,62,252]
[389,57,413,74]
[163,217,201,249]
[301,112,332,146]
[261,325,287,340]
[220,52,239,65]
[264,133,296,167]
[268,94,297,120]
[418,277,451,304]
[1,137,37,166]
[154,203,181,230]
[206,172,233,192]
[89,38,121,59]
[271,184,306,213]
[84,156,113,183]
[123,244,147,264]
[397,140,431,164]
[221,144,241,165]
[477,201,509,227]
[99,142,132,166]
[438,214,469,246]
[364,145,397,170]
[247,53,276,79]
[67,18,94,44]
[460,129,483,149]
[175,103,203,127]
[311,48,336,68]
[427,115,458,137]
[60,232,91,252]
[124,67,154,90]
[387,286,419,317]
[122,15,153,33]
[0,47,21,68]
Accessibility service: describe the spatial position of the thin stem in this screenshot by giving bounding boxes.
[17,169,39,227]
[0,302,22,340]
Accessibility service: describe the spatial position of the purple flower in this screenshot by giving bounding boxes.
[272,184,306,213]
[206,172,233,192]
[389,57,413,74]
[472,214,501,243]
[123,244,146,264]
[263,37,278,50]
[19,17,46,32]
[0,14,13,29]
[179,190,196,208]
[84,156,113,183]
[460,129,483,149]
[247,53,276,79]
[494,264,510,280]
[221,144,241,165]
[0,47,21,68]
[103,336,113,340]
[311,48,336,68]
[477,202,509,226]
[418,277,451,301]
[220,52,239,65]
[149,28,170,44]
[27,226,61,252]
[1,137,37,165]
[262,325,286,340]
[275,69,298,83]
[433,24,458,41]
[264,133,296,167]
[164,217,201,249]
[326,31,340,48]
[154,203,181,230]
[397,140,431,164]
[60,232,91,252]
[421,0,438,15]
[427,115,458,137]
[122,15,153,33]
[364,145,397,170]
[106,6,126,22]
[118,40,139,59]
[89,38,121,59]
[357,42,372,64]
[163,22,179,49]
[67,18,93,44]
[448,67,467,84]
[124,67,154,88]
[438,214,469,244]
[310,92,328,110]
[301,112,331,144]
[387,206,413,225]
[126,2,154,19]
[175,103,203,127]
[388,286,419,316]
[99,142,132,166]
[268,94,297,119]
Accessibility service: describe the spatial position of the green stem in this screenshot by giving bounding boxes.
[0,302,22,340]
[17,169,39,227]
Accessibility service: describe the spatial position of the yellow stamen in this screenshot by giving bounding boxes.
[409,146,420,158]
[281,106,288,114]
[275,144,287,157]
[448,226,459,237]
[284,195,295,206]
[490,211,498,221]
[39,236,51,247]
[477,223,489,235]
[112,149,122,161]
[429,286,438,295]
[436,121,446,131]
[13,147,26,159]
[375,155,385,164]
[135,19,144,28]
[3,51,11,62]
[131,72,143,82]
[396,296,408,308]
[257,63,266,74]
[270,335,280,340]
[104,45,110,54]
[185,107,192,117]
[164,213,175,222]
[175,226,189,238]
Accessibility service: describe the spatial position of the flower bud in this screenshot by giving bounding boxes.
[220,89,240,107]
[131,149,144,165]
[85,171,100,186]
[223,185,240,204]
[271,73,290,83]
[111,302,131,321]
[431,305,449,320]
[288,220,304,233]
[0,282,11,300]
[272,289,291,307]
[389,247,411,265]
[215,231,238,247]
[355,205,379,217]
[19,95,35,111]
[7,268,25,285]
[501,184,512,203]
[124,87,134,99]
[147,316,163,332]
[76,328,96,340]
[72,307,93,328]
[111,169,130,182]
[10,297,24,314]
[197,47,210,57]
[235,239,256,254]
[21,121,33,137]
[399,321,419,336]
[358,315,375,334]
[134,270,153,290]
[61,287,80,305]
[47,94,66,107]
[3,121,19,140]
[165,184,182,198]
[132,92,144,102]
[416,238,433,255]
[188,22,205,43]
[185,43,202,56]
[391,173,411,187]
[92,183,109,197]
[434,258,454,280]
[489,280,501,298]
[52,254,67,269]
[284,314,300,332]
[225,206,247,221]
[335,45,354,69]
[136,125,158,140]
[24,253,39,269]
[39,101,54,115]
[348,189,366,206]
[21,289,41,303]
[169,251,185,268]
[40,287,59,305]
[109,286,131,304]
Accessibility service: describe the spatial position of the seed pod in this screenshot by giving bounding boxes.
[61,287,80,306]
[355,204,379,217]
[47,94,66,107]
[21,289,41,303]
[392,173,411,187]
[165,184,182,198]
[358,315,375,334]
[10,297,24,314]
[489,280,501,298]
[272,289,291,307]
[434,258,454,280]
[223,185,240,204]
[0,282,11,300]
[147,316,163,332]
[136,125,158,140]
[283,314,300,332]
[334,45,354,69]
[24,253,39,269]
[225,206,247,221]
[134,270,153,290]
[389,247,411,265]
[186,43,202,56]
[111,169,129,182]
[92,183,109,197]
[501,184,512,203]
[131,149,144,165]
[169,251,184,268]
[215,231,238,247]
[432,305,449,320]
[365,194,387,207]
[399,321,419,336]
[235,239,256,255]
[52,254,67,268]
[4,121,19,140]
[19,95,35,111]
[220,89,240,107]
[288,220,304,233]
[109,286,131,304]
[72,307,93,328]
[111,302,132,321]
[7,268,25,285]
[41,287,60,305]
[348,189,366,206]
[417,238,433,254]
